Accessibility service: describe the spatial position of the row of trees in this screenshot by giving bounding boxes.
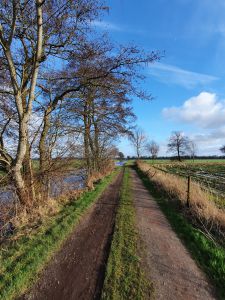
[0,1,160,206]
[130,129,197,161]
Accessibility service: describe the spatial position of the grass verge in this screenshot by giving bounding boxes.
[0,169,119,300]
[101,167,152,300]
[135,166,225,300]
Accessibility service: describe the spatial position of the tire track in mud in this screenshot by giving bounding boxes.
[20,171,123,300]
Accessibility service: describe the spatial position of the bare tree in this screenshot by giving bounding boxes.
[118,152,125,161]
[220,145,225,154]
[61,39,159,178]
[129,128,147,159]
[146,140,159,159]
[0,1,160,208]
[0,0,45,204]
[0,0,103,205]
[167,131,191,162]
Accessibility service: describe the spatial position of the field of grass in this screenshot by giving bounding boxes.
[145,159,225,208]
[0,169,119,300]
[166,163,225,192]
[32,158,84,172]
[145,158,225,165]
[136,165,225,299]
[161,162,225,175]
[102,167,152,300]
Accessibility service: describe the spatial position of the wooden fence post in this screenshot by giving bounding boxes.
[187,175,191,208]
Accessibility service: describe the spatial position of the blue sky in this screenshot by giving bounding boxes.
[94,0,225,156]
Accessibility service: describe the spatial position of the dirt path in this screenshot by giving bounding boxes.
[20,171,123,300]
[131,169,217,300]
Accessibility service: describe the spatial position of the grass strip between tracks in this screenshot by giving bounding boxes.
[0,169,120,300]
[102,166,153,300]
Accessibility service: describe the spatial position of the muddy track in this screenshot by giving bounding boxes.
[20,171,123,300]
[131,169,217,300]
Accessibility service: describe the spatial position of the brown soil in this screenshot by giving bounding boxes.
[131,169,217,300]
[20,171,123,300]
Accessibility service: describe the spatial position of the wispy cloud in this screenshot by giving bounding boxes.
[182,0,225,44]
[149,62,218,89]
[91,20,122,32]
[91,20,146,35]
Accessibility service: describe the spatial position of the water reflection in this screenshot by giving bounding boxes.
[0,170,86,203]
[50,170,86,198]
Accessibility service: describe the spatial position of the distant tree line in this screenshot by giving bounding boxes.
[129,128,225,161]
[129,130,198,161]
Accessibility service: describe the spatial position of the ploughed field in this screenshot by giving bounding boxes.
[145,159,225,208]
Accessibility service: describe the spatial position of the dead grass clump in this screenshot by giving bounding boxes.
[137,161,225,240]
[0,187,86,243]
[87,160,115,190]
[87,172,103,190]
[1,163,115,242]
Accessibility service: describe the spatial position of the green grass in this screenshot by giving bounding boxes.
[135,166,225,299]
[164,162,225,174]
[0,170,6,177]
[145,159,225,165]
[145,159,172,164]
[124,159,135,166]
[31,158,84,172]
[0,169,119,300]
[101,167,152,300]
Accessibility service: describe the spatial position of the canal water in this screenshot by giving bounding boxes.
[0,170,86,204]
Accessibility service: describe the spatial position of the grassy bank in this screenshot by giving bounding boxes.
[137,161,225,240]
[101,167,152,300]
[0,169,119,300]
[135,165,225,299]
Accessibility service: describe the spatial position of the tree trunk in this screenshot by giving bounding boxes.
[83,117,91,175]
[137,146,140,159]
[93,121,100,171]
[23,141,36,202]
[177,147,181,162]
[3,0,44,206]
[12,115,31,206]
[83,99,96,189]
[39,109,51,172]
[39,108,51,200]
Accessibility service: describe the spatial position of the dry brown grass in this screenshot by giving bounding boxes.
[137,161,225,242]
[0,186,86,242]
[16,183,86,230]
[0,161,115,241]
[87,160,115,190]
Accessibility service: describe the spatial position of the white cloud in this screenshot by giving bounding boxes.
[150,63,218,89]
[157,129,225,156]
[162,92,225,155]
[190,129,225,155]
[163,92,225,129]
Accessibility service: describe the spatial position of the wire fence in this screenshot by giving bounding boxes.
[152,165,225,208]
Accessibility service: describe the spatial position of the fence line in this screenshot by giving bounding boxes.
[151,165,225,207]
